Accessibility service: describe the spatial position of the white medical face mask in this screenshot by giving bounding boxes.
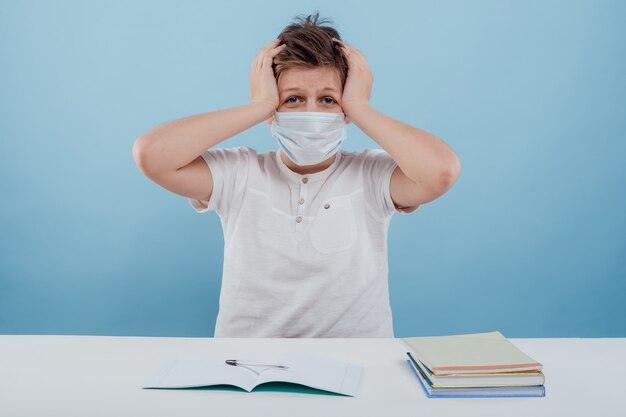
[270,111,347,166]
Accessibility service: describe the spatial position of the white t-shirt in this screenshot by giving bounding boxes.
[188,146,412,337]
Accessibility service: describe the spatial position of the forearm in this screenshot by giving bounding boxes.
[347,104,460,190]
[133,101,273,174]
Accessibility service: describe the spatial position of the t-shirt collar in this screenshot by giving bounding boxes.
[275,149,343,183]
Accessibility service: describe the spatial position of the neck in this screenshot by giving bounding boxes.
[280,152,337,175]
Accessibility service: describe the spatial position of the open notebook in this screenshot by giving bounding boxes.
[143,351,363,397]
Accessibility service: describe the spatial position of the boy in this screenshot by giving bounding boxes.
[133,13,461,338]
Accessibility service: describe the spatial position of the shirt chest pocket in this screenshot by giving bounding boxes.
[309,196,357,253]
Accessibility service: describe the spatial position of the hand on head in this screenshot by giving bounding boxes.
[249,39,286,112]
[331,38,373,114]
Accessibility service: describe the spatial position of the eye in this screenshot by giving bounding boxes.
[285,96,301,104]
[322,97,336,104]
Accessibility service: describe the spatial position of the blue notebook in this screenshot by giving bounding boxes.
[406,359,546,398]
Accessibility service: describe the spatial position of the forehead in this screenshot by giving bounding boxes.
[278,66,342,94]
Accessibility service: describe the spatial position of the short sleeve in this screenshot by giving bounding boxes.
[362,149,416,218]
[187,146,251,217]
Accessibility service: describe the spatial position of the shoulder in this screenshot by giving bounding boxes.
[207,147,283,180]
[229,146,277,162]
[341,148,392,163]
[207,145,257,158]
[202,146,262,166]
[339,149,396,173]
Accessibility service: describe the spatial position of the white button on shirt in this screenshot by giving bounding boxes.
[188,146,413,338]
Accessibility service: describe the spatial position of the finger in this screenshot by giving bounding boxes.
[261,53,271,70]
[254,52,263,71]
[256,41,278,65]
[345,47,369,70]
[332,38,355,52]
[263,38,281,50]
[261,52,276,71]
[339,46,354,63]
[332,38,349,52]
[333,41,350,55]
[333,40,355,60]
[257,43,286,71]
[350,49,368,66]
[352,57,371,75]
[270,43,287,56]
[253,44,269,69]
[264,39,280,48]
[252,54,261,71]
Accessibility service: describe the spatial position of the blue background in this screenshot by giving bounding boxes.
[1,0,625,337]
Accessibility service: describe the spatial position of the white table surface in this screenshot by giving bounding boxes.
[1,335,624,416]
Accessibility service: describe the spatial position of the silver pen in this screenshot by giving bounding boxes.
[225,359,289,369]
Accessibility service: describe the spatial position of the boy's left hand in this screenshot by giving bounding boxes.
[333,38,373,116]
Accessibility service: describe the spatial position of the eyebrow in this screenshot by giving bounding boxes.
[281,87,340,94]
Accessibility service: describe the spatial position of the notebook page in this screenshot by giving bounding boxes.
[253,351,363,396]
[143,360,258,391]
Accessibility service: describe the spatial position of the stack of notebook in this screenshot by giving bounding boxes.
[402,331,545,398]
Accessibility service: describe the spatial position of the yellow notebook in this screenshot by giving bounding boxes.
[402,331,543,375]
[406,351,545,387]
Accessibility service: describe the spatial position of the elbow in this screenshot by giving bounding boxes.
[132,135,155,176]
[438,153,461,192]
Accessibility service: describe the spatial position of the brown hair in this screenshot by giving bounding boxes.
[273,11,348,89]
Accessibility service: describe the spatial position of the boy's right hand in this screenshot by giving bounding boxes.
[249,39,286,112]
